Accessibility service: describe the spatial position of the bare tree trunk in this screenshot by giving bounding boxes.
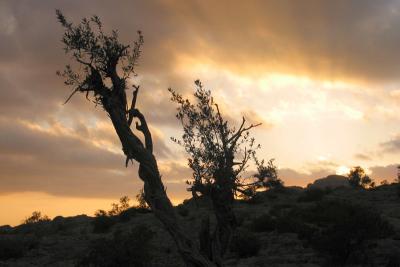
[210,175,237,266]
[198,172,236,267]
[103,99,215,267]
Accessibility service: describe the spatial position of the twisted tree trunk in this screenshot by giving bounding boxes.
[102,96,215,267]
[57,11,216,266]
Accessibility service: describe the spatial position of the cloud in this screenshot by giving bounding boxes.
[278,167,333,187]
[369,164,398,182]
[380,134,400,153]
[0,117,179,198]
[354,153,372,161]
[0,2,17,35]
[160,0,400,84]
[278,162,399,187]
[241,109,274,129]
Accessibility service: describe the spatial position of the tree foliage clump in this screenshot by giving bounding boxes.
[108,196,131,216]
[135,188,149,210]
[23,211,50,225]
[56,10,143,105]
[170,80,266,199]
[170,81,279,200]
[170,80,277,263]
[254,158,283,190]
[347,166,374,189]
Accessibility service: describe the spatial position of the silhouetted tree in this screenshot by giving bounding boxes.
[23,211,50,224]
[108,196,130,216]
[170,81,276,264]
[254,158,283,190]
[348,166,373,189]
[380,179,389,186]
[135,188,148,210]
[56,11,213,267]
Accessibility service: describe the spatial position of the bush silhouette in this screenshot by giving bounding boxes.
[311,203,393,265]
[0,235,38,260]
[135,189,149,210]
[298,187,327,202]
[275,214,316,240]
[92,210,116,233]
[284,200,395,265]
[23,211,50,224]
[250,213,275,233]
[230,228,261,258]
[268,203,293,217]
[108,196,131,216]
[117,207,138,222]
[347,166,374,189]
[78,224,155,267]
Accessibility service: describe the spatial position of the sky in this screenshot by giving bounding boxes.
[1,0,400,225]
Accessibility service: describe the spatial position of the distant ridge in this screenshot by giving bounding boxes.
[307,174,350,189]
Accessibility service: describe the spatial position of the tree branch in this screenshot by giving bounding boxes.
[130,108,153,152]
[228,118,261,151]
[128,85,139,126]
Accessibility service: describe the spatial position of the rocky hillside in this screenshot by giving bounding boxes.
[1,184,400,267]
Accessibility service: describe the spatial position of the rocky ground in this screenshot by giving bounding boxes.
[0,182,399,267]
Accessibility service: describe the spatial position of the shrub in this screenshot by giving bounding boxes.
[108,196,131,216]
[255,159,284,190]
[251,214,275,233]
[92,211,116,233]
[23,211,50,224]
[0,225,12,234]
[298,200,394,265]
[78,224,155,267]
[230,228,261,258]
[135,189,149,210]
[275,214,316,240]
[298,187,327,202]
[0,235,38,260]
[268,203,293,217]
[269,200,394,265]
[118,207,138,222]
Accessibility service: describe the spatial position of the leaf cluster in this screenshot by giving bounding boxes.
[170,80,272,197]
[56,10,143,105]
